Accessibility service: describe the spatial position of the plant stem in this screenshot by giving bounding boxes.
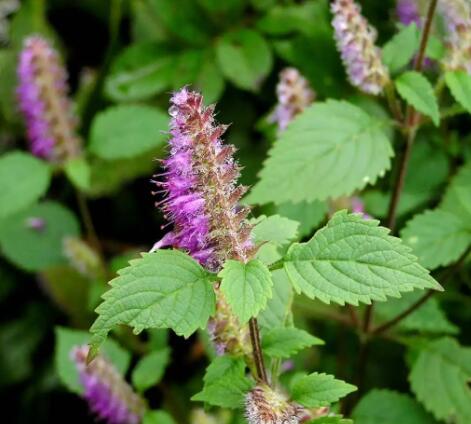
[249,317,268,384]
[75,189,103,256]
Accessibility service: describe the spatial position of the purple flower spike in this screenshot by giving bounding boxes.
[271,67,315,132]
[71,345,146,424]
[331,0,390,95]
[17,36,81,163]
[396,0,421,26]
[439,0,471,73]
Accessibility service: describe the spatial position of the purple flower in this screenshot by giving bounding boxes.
[17,36,81,163]
[439,0,471,73]
[71,345,146,424]
[396,0,421,26]
[331,0,390,95]
[152,87,254,272]
[351,197,372,220]
[271,67,315,131]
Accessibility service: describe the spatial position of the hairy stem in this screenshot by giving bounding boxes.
[249,317,268,384]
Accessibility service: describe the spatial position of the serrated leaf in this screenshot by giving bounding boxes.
[262,327,324,358]
[216,29,272,91]
[445,70,471,114]
[143,410,176,424]
[291,372,356,408]
[409,337,471,424]
[258,269,294,329]
[283,211,442,306]
[251,214,299,246]
[89,250,216,355]
[104,43,175,102]
[132,349,170,392]
[352,389,438,424]
[55,327,130,394]
[219,259,273,323]
[0,151,51,219]
[382,24,418,73]
[375,291,458,335]
[0,201,80,271]
[247,100,393,205]
[395,71,439,125]
[401,209,471,269]
[192,356,253,408]
[89,105,168,160]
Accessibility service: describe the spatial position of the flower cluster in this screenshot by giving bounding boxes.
[71,345,146,424]
[153,88,256,354]
[396,0,421,26]
[271,68,315,131]
[17,36,81,163]
[331,0,390,95]
[245,385,309,424]
[439,0,471,73]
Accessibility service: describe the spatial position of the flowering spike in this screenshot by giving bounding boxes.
[245,385,309,424]
[271,68,315,131]
[396,0,421,26]
[17,36,81,163]
[71,345,146,424]
[439,0,471,73]
[331,0,390,95]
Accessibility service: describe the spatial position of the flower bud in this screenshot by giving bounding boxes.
[396,0,421,26]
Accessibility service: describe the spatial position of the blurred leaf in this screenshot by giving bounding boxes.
[395,71,439,126]
[89,105,168,160]
[132,348,170,392]
[441,161,471,223]
[90,251,216,355]
[308,418,352,424]
[0,50,19,124]
[251,214,299,246]
[445,70,471,115]
[291,372,356,408]
[284,211,441,306]
[192,356,253,408]
[262,327,324,358]
[258,269,293,329]
[55,327,131,394]
[352,389,438,424]
[64,157,91,191]
[382,24,418,74]
[143,410,176,424]
[247,100,393,204]
[105,43,175,102]
[172,49,225,103]
[276,201,327,238]
[375,291,458,335]
[219,259,273,323]
[197,0,247,22]
[409,337,471,424]
[401,209,471,270]
[0,151,51,219]
[0,201,80,271]
[131,0,169,43]
[216,29,273,91]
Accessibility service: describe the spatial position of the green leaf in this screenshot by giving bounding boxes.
[64,157,91,191]
[0,201,80,271]
[401,209,471,270]
[262,327,324,358]
[409,337,471,424]
[276,200,328,238]
[441,162,471,223]
[283,211,442,306]
[90,250,216,355]
[308,418,353,424]
[219,259,273,323]
[395,71,439,125]
[352,389,438,424]
[252,215,299,246]
[104,43,175,102]
[89,105,168,160]
[143,410,176,424]
[382,24,418,74]
[55,327,130,394]
[247,100,393,204]
[216,29,273,91]
[291,372,357,408]
[258,269,293,329]
[445,70,471,114]
[132,349,170,392]
[0,151,51,219]
[192,356,253,408]
[375,291,458,335]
